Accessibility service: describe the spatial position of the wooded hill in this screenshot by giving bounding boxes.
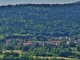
[0,1,80,39]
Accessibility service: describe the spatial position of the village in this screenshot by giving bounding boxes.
[5,36,80,47]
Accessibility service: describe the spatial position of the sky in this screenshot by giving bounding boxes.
[0,0,80,5]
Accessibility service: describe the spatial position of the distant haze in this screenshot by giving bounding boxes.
[0,0,80,5]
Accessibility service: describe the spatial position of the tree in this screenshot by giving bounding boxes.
[4,44,14,50]
[59,49,72,57]
[22,45,29,51]
[77,46,80,51]
[69,42,75,47]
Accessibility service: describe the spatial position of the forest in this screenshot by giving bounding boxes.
[0,2,80,39]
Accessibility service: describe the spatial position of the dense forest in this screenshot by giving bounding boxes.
[0,1,80,39]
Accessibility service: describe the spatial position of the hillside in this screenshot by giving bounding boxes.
[0,2,80,39]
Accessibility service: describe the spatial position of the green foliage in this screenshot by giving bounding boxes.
[4,45,14,50]
[22,46,29,51]
[4,51,19,57]
[69,42,76,47]
[1,2,80,60]
[0,3,80,38]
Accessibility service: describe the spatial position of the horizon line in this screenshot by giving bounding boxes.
[0,1,79,6]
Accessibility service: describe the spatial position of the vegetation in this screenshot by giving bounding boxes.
[0,2,80,39]
[0,1,80,60]
[0,40,80,60]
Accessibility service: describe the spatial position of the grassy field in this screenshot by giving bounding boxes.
[33,56,78,60]
[0,54,4,58]
[2,50,22,54]
[72,50,80,54]
[2,50,23,57]
[1,50,79,60]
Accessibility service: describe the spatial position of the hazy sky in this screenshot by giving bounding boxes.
[0,0,80,5]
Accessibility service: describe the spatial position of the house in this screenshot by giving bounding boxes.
[73,40,77,44]
[68,38,75,41]
[37,41,45,47]
[23,41,34,46]
[66,40,70,44]
[6,39,13,44]
[45,41,61,45]
[56,41,61,45]
[77,39,80,43]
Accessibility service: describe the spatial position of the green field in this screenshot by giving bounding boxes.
[2,50,23,54]
[33,56,78,60]
[0,50,78,60]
